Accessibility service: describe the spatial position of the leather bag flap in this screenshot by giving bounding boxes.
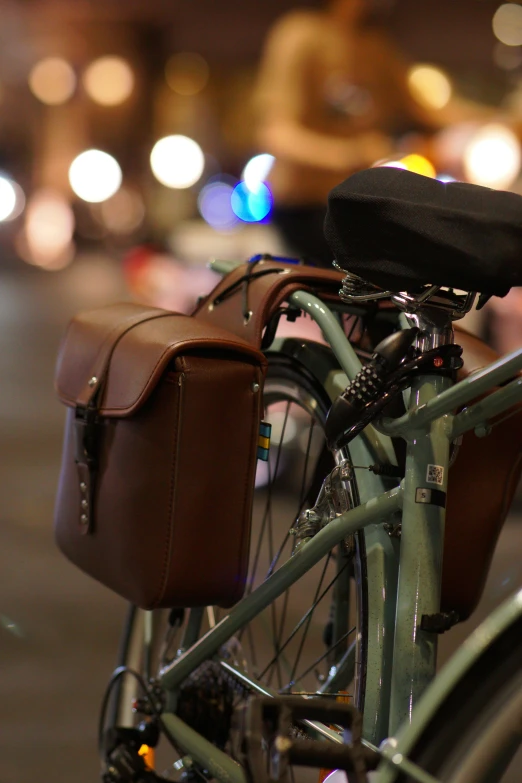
[55,302,267,416]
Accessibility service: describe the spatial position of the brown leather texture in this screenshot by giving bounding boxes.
[195,263,522,622]
[56,301,266,415]
[54,303,267,609]
[194,259,344,344]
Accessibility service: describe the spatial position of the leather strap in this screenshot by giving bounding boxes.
[193,260,344,347]
[76,308,173,407]
[75,308,176,534]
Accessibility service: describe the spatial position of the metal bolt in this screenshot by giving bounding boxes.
[80,514,88,525]
[88,376,98,387]
[81,499,88,509]
[252,382,260,392]
[80,482,87,492]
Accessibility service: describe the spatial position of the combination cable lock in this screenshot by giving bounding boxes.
[325,328,464,451]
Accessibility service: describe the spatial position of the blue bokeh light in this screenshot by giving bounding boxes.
[198,181,239,231]
[231,181,272,223]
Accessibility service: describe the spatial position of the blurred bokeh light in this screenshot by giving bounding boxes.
[69,150,122,203]
[0,177,19,221]
[28,57,76,105]
[493,41,522,70]
[242,154,275,191]
[400,153,437,178]
[150,135,205,188]
[21,189,75,270]
[198,180,239,231]
[379,160,408,169]
[5,179,26,222]
[82,56,134,106]
[492,3,522,47]
[407,64,453,110]
[463,123,521,189]
[165,52,209,96]
[231,181,272,222]
[99,187,145,234]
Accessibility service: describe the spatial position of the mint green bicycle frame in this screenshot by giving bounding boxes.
[154,284,522,783]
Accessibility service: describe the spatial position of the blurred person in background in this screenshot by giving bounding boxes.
[253,0,500,266]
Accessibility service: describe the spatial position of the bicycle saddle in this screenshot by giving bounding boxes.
[324,167,522,297]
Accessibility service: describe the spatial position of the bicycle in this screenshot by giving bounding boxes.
[91,167,522,783]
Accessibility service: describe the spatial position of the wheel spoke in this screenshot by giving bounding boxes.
[346,314,361,342]
[244,401,291,597]
[266,416,322,677]
[258,558,351,682]
[288,551,332,684]
[265,403,292,688]
[284,626,356,692]
[298,417,316,507]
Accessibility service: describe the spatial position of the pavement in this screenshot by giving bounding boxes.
[0,254,520,783]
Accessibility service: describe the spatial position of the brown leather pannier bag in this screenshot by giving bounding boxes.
[194,259,522,622]
[54,302,267,610]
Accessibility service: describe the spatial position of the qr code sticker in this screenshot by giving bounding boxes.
[426,464,444,486]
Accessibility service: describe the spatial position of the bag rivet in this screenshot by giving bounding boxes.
[88,376,98,387]
[81,499,88,509]
[80,482,87,492]
[252,382,260,392]
[80,514,88,525]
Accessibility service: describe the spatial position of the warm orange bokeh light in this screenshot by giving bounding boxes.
[407,64,452,111]
[400,154,437,178]
[29,57,76,105]
[83,56,134,106]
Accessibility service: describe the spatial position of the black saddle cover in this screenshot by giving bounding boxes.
[324,167,522,297]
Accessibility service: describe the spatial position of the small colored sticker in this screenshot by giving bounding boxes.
[415,487,446,508]
[257,420,272,461]
[426,464,444,486]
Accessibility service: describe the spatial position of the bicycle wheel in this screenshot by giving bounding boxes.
[108,349,367,773]
[387,611,522,783]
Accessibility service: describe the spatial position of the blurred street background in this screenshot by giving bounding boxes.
[0,0,522,781]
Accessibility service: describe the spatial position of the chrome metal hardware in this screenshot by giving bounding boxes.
[335,265,392,303]
[293,460,355,550]
[335,263,477,323]
[404,307,455,352]
[383,521,402,538]
[393,289,477,325]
